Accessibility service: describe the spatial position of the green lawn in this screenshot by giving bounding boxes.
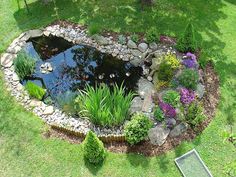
[0,0,235,176]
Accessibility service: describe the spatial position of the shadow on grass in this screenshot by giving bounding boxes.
[126,153,150,168]
[84,158,104,175]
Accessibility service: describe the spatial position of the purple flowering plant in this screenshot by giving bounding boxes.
[180,88,195,104]
[182,52,197,68]
[159,101,176,118]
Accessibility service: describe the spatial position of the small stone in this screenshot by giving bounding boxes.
[127,40,137,49]
[30,100,42,107]
[149,42,158,51]
[165,118,176,128]
[147,76,153,81]
[7,45,21,54]
[27,29,43,38]
[12,73,19,81]
[43,106,54,115]
[92,35,109,45]
[131,49,142,58]
[148,125,170,146]
[0,53,16,68]
[130,57,141,67]
[169,123,188,137]
[137,43,148,53]
[43,31,50,36]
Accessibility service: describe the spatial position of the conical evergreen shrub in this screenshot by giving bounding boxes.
[83,131,106,164]
[176,23,197,53]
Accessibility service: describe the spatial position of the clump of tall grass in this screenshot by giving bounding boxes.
[25,81,46,100]
[75,84,134,127]
[14,51,36,80]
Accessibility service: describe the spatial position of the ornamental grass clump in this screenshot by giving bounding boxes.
[180,88,195,104]
[75,84,134,127]
[176,22,197,53]
[178,69,199,90]
[25,81,46,100]
[83,131,106,164]
[14,51,36,80]
[154,107,165,122]
[124,113,153,145]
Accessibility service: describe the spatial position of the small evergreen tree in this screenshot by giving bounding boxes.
[176,23,197,53]
[83,131,106,164]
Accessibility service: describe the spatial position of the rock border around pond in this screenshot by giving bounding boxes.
[0,22,219,150]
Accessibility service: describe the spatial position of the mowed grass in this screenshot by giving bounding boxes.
[0,0,235,176]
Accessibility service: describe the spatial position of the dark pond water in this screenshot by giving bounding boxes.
[22,35,142,101]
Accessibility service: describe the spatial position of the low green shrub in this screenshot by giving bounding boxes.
[83,131,106,164]
[162,90,180,108]
[176,22,197,53]
[145,27,159,43]
[14,51,36,80]
[75,84,134,127]
[131,33,139,43]
[118,35,126,45]
[154,107,165,122]
[165,54,181,70]
[56,91,77,115]
[157,54,180,82]
[25,81,46,100]
[178,69,199,89]
[124,113,153,145]
[185,102,206,127]
[157,61,174,82]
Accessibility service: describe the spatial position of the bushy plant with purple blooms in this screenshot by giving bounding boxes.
[182,52,197,68]
[159,101,176,118]
[180,88,195,104]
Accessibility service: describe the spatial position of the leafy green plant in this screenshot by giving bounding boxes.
[176,22,197,53]
[185,102,206,127]
[154,107,165,122]
[145,27,159,43]
[178,69,199,89]
[83,131,106,164]
[25,81,46,100]
[14,51,36,80]
[88,24,102,35]
[75,84,134,127]
[162,90,180,108]
[56,91,77,115]
[118,35,126,44]
[124,113,153,145]
[131,33,139,43]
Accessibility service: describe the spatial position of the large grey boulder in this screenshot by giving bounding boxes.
[142,93,155,113]
[138,43,148,53]
[169,123,188,137]
[137,78,155,99]
[149,42,158,51]
[148,125,170,146]
[196,83,205,99]
[129,96,143,114]
[127,40,137,49]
